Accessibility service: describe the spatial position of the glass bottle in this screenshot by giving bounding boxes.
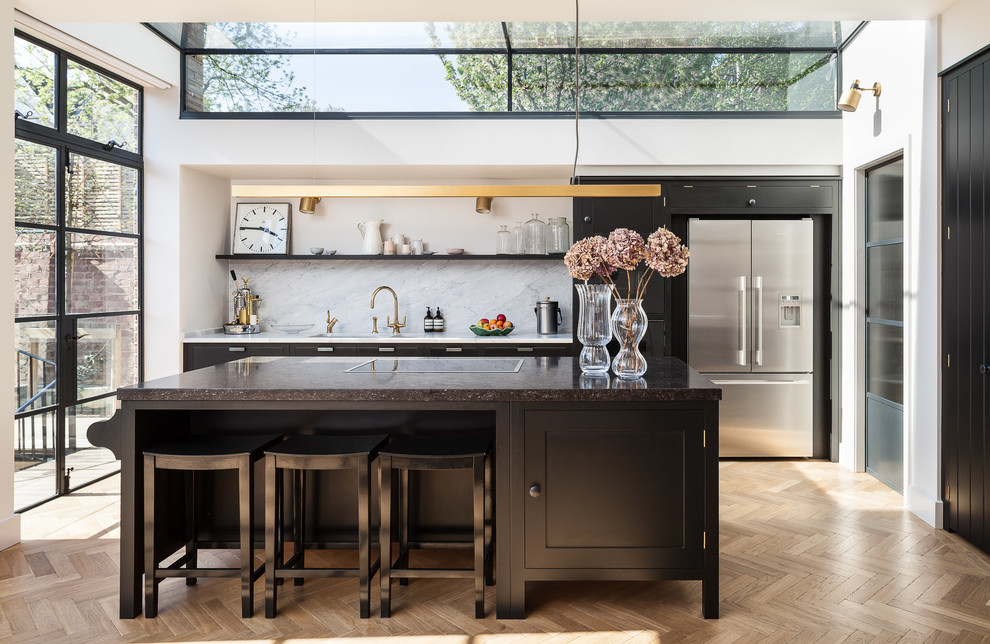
[547,217,570,254]
[495,225,513,255]
[512,221,526,254]
[424,307,435,333]
[433,307,445,332]
[524,213,548,255]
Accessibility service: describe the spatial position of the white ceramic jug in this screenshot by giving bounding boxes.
[357,219,384,254]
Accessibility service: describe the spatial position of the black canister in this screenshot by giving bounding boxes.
[535,297,563,335]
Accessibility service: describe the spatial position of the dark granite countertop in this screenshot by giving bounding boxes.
[118,356,720,403]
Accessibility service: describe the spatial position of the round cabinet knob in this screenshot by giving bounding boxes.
[529,484,542,498]
[748,198,757,207]
[583,216,592,223]
[981,364,987,374]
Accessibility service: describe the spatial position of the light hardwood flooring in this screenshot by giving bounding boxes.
[3,461,990,643]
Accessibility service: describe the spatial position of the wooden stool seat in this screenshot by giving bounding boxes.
[143,433,282,618]
[379,432,494,618]
[264,433,389,619]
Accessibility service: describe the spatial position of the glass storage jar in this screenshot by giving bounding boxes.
[547,217,570,254]
[524,213,548,255]
[495,225,514,254]
[512,221,526,254]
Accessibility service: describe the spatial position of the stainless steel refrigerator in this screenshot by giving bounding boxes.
[688,219,814,457]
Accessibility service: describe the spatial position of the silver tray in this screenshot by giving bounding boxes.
[223,323,261,334]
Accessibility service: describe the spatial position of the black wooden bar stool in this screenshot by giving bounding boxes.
[264,433,389,619]
[143,433,282,618]
[379,433,494,618]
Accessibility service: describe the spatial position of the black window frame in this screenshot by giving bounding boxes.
[144,21,862,120]
[14,29,144,509]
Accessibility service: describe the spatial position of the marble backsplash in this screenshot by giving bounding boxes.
[225,259,573,335]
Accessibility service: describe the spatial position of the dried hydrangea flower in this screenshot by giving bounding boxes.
[602,228,646,271]
[564,236,610,281]
[588,236,617,279]
[645,227,690,278]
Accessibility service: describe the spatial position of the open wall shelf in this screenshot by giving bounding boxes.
[216,254,563,261]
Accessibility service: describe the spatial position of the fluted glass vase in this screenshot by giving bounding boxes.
[610,298,648,378]
[575,283,612,373]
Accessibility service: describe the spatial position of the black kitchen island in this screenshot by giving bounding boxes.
[89,356,721,620]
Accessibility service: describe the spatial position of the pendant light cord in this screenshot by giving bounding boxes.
[571,0,580,184]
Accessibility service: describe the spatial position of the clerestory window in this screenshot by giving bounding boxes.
[146,21,864,118]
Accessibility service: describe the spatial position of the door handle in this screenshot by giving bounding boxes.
[445,347,463,353]
[738,276,747,366]
[755,275,763,367]
[378,347,395,353]
[65,333,89,342]
[981,364,987,374]
[316,347,334,352]
[517,347,534,353]
[228,346,246,352]
[529,484,542,498]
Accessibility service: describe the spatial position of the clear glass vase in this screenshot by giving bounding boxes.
[575,283,612,373]
[610,298,648,378]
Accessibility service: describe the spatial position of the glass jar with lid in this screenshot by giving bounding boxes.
[547,217,570,254]
[495,225,514,254]
[524,213,548,255]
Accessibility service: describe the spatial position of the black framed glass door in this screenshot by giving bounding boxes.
[14,33,143,510]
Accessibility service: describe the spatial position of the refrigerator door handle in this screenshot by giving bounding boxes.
[755,275,763,366]
[737,275,747,366]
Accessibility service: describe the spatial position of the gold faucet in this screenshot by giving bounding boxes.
[326,310,339,334]
[371,285,405,335]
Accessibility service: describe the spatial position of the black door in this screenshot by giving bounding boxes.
[942,51,989,555]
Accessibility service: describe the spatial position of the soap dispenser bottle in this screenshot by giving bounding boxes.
[434,308,445,333]
[424,307,435,333]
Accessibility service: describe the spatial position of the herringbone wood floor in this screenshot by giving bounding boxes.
[2,461,989,643]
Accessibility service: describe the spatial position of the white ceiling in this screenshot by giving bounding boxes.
[14,0,958,23]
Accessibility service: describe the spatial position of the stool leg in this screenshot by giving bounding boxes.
[185,470,197,586]
[265,457,277,618]
[380,455,392,618]
[239,457,255,619]
[358,455,371,618]
[398,468,409,587]
[294,469,305,586]
[143,455,159,618]
[473,455,485,619]
[484,452,494,587]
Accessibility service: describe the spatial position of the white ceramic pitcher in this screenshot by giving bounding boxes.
[357,219,384,254]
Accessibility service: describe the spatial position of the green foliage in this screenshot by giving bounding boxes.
[193,23,315,112]
[433,22,837,113]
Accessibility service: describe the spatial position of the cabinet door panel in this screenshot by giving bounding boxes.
[183,344,286,371]
[524,408,705,569]
[352,344,421,357]
[290,344,357,357]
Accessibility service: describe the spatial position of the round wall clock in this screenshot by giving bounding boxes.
[232,203,291,254]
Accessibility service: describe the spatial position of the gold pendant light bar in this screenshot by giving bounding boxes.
[231,184,661,199]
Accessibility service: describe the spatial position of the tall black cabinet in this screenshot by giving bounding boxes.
[941,48,990,555]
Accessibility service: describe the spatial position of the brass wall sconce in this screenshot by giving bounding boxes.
[475,196,492,214]
[299,196,322,214]
[838,80,882,112]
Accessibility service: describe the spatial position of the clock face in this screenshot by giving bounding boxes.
[234,203,290,254]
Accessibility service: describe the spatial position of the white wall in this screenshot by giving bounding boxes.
[180,168,231,340]
[940,0,990,72]
[2,7,23,550]
[839,20,941,526]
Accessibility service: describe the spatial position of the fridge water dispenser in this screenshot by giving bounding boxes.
[779,294,802,328]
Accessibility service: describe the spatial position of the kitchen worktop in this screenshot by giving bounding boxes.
[183,329,573,344]
[117,356,720,402]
